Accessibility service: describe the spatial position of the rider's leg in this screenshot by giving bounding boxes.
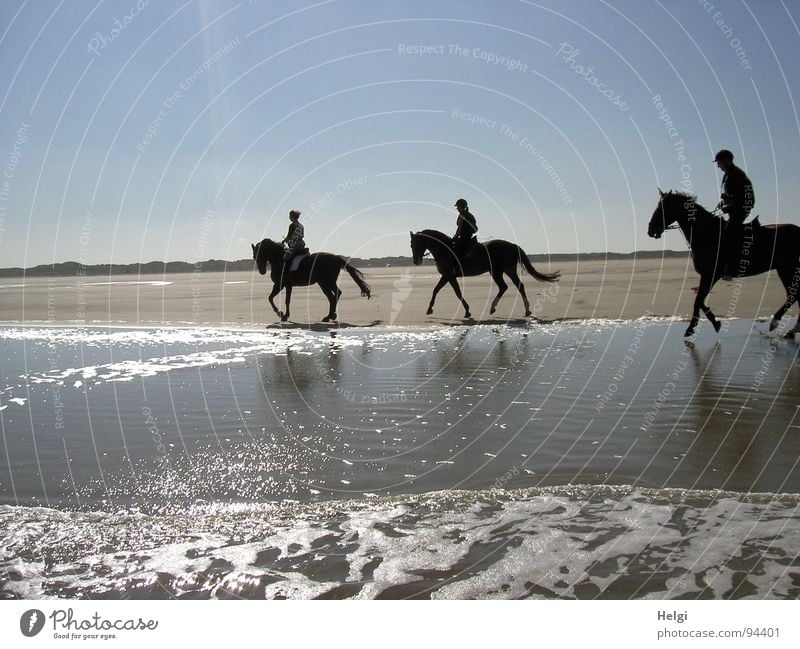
[722,209,746,278]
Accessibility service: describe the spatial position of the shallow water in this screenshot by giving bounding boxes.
[0,319,798,598]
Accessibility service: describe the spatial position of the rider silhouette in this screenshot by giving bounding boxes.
[715,149,754,278]
[452,198,478,266]
[282,210,307,271]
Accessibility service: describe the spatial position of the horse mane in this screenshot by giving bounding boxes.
[417,229,450,242]
[663,191,719,223]
[256,238,281,254]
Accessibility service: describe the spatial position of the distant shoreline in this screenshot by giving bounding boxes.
[0,250,690,278]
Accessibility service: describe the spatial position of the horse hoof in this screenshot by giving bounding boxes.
[712,321,721,333]
[525,311,532,318]
[426,308,433,315]
[490,306,497,315]
[684,339,695,349]
[322,316,330,323]
[281,315,289,322]
[465,312,472,319]
[769,319,779,332]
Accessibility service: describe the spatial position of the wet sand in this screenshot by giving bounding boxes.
[2,320,799,599]
[0,258,793,327]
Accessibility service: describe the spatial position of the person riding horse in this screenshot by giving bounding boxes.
[452,198,478,265]
[282,210,308,273]
[715,149,755,278]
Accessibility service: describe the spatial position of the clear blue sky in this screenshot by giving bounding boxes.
[1,0,799,266]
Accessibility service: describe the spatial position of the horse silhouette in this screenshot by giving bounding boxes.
[252,239,370,323]
[648,190,800,338]
[409,229,560,319]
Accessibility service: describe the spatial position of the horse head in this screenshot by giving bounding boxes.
[410,230,450,265]
[409,231,427,265]
[648,190,695,239]
[252,238,280,275]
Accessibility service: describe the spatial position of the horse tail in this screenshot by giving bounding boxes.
[343,261,372,298]
[517,247,560,282]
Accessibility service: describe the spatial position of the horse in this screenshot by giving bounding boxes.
[647,190,800,338]
[251,239,371,323]
[409,229,560,319]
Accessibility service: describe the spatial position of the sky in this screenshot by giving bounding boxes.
[1,0,799,266]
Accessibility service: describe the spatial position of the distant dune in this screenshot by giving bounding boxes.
[0,250,690,277]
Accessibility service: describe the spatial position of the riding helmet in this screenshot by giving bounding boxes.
[714,149,734,162]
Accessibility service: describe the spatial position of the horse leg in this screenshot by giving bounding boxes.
[506,269,532,317]
[427,275,449,315]
[268,284,282,319]
[320,282,338,322]
[489,272,508,315]
[769,266,800,334]
[282,285,292,322]
[448,277,471,319]
[686,275,719,337]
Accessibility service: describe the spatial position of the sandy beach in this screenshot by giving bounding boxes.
[3,260,799,600]
[0,257,792,328]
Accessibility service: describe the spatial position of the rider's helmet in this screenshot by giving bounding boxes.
[454,198,468,209]
[714,149,734,163]
[289,210,301,220]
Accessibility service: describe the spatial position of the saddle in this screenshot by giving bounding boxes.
[740,216,761,232]
[719,216,763,278]
[451,238,480,274]
[284,249,310,273]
